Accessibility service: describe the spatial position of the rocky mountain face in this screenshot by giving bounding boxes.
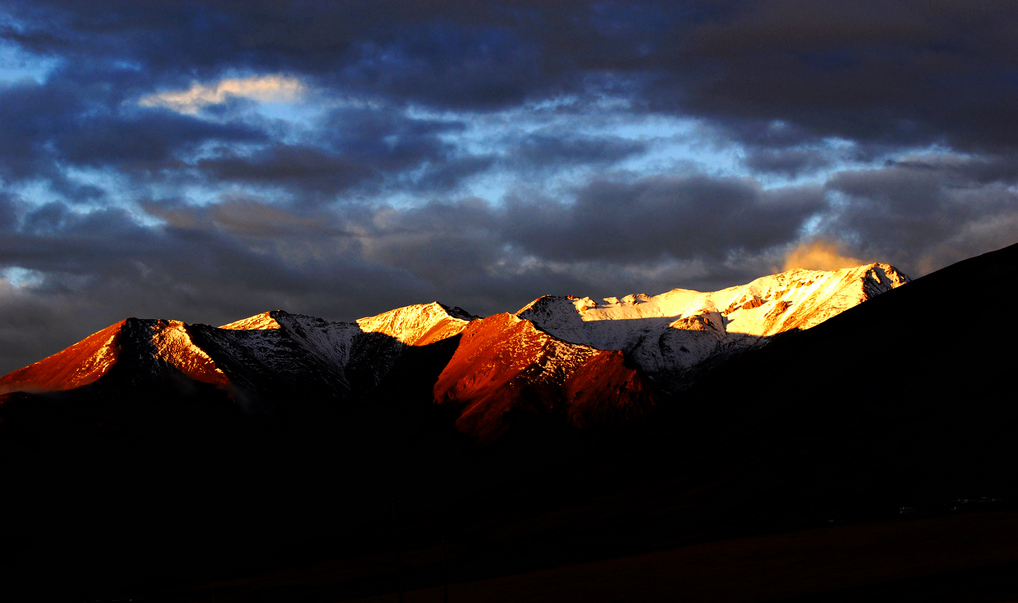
[433,313,654,442]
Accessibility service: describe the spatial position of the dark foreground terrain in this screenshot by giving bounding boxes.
[157,506,1018,603]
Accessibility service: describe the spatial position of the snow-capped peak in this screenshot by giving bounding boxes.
[516,262,910,384]
[0,318,231,394]
[712,262,909,336]
[220,311,282,330]
[147,319,229,385]
[357,301,470,346]
[0,320,126,394]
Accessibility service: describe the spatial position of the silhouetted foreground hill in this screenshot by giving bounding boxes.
[0,246,1016,600]
[670,239,1018,523]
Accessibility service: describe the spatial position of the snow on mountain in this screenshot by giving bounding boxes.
[265,304,471,391]
[198,303,470,398]
[271,311,361,377]
[516,263,910,383]
[356,302,471,346]
[187,320,332,400]
[433,313,655,443]
[714,263,909,336]
[220,311,281,330]
[148,319,229,386]
[188,311,367,402]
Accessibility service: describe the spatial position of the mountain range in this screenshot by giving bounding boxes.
[1,248,1016,602]
[0,261,908,442]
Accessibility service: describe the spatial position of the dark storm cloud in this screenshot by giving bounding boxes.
[888,153,1018,186]
[344,19,544,110]
[2,205,177,277]
[658,1,1018,153]
[0,77,78,182]
[414,155,496,192]
[358,198,502,282]
[318,106,506,194]
[0,191,17,231]
[505,175,825,262]
[713,119,819,150]
[2,1,551,109]
[0,283,83,375]
[197,144,373,198]
[22,202,70,235]
[328,197,603,313]
[320,106,463,169]
[508,133,648,170]
[6,0,1018,154]
[2,1,358,77]
[56,109,263,172]
[822,157,1018,270]
[743,148,834,178]
[188,107,484,198]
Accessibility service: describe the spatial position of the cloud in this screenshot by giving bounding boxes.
[812,153,1018,276]
[57,111,265,170]
[414,155,496,192]
[0,75,266,189]
[670,1,1018,153]
[743,147,834,178]
[8,2,1018,160]
[0,191,18,231]
[138,74,306,114]
[504,175,825,263]
[0,276,82,373]
[196,144,374,198]
[186,105,484,198]
[783,239,864,271]
[507,132,649,171]
[5,1,1018,155]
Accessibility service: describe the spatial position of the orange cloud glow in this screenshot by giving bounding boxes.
[139,74,305,114]
[783,240,864,271]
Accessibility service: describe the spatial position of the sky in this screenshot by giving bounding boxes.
[1,1,1018,372]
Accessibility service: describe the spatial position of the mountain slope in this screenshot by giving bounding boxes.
[356,301,472,345]
[0,320,125,394]
[433,313,654,442]
[0,318,229,396]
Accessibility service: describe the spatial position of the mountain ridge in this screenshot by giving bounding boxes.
[0,263,910,438]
